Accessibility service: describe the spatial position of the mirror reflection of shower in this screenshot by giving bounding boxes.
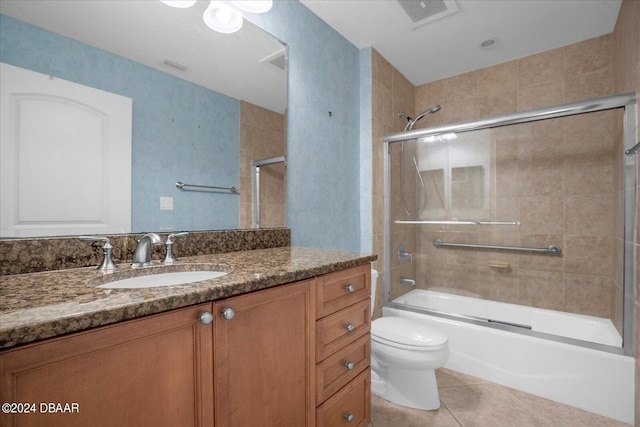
[398,104,441,218]
[252,155,286,228]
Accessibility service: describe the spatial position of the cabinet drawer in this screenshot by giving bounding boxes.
[316,368,371,427]
[316,298,370,361]
[316,334,370,405]
[316,265,370,319]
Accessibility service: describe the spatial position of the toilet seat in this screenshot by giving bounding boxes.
[372,317,447,349]
[372,334,448,352]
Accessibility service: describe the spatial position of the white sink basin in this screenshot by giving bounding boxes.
[95,270,228,289]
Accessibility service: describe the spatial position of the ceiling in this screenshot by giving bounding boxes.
[1,1,623,109]
[300,0,622,86]
[0,0,287,113]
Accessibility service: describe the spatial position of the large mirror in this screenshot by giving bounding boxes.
[0,0,287,237]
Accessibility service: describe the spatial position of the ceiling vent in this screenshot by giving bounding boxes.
[397,0,458,29]
[260,49,286,72]
[162,59,191,73]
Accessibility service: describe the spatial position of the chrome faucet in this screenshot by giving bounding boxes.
[131,233,163,267]
[161,231,189,264]
[79,236,118,271]
[400,277,416,286]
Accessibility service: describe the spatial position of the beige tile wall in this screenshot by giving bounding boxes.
[371,49,417,318]
[239,101,287,229]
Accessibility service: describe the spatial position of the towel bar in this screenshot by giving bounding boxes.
[176,181,239,193]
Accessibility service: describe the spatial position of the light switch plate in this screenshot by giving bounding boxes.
[160,197,173,211]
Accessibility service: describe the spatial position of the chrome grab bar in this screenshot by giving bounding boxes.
[396,220,520,226]
[176,181,239,193]
[433,239,561,256]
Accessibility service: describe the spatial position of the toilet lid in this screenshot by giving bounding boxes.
[372,317,447,347]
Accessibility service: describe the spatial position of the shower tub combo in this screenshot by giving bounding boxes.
[385,289,633,423]
[381,93,637,424]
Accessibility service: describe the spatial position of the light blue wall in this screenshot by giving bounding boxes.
[0,14,240,233]
[2,1,374,253]
[250,1,363,252]
[359,48,373,253]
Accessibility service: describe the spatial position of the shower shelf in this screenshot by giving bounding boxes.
[433,239,561,256]
[395,220,520,226]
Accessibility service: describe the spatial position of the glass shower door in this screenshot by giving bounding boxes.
[384,94,636,351]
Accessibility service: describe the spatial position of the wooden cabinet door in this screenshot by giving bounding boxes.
[0,303,214,427]
[213,279,315,427]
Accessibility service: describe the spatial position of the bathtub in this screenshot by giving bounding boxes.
[383,289,635,424]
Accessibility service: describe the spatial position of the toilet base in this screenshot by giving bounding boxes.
[371,365,441,410]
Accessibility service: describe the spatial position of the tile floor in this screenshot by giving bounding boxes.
[370,369,632,427]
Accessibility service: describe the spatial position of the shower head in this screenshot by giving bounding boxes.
[414,104,441,122]
[403,104,441,131]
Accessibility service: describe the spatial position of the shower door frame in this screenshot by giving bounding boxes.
[382,92,637,356]
[251,155,286,228]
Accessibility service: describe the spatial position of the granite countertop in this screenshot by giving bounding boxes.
[0,246,376,349]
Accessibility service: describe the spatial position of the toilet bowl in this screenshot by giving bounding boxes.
[370,270,449,410]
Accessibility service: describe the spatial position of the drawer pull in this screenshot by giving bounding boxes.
[344,413,355,423]
[344,323,355,333]
[345,283,355,293]
[344,361,355,370]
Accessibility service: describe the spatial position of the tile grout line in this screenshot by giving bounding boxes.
[440,400,465,427]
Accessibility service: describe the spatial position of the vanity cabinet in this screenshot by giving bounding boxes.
[0,279,315,427]
[314,265,371,427]
[0,264,370,427]
[0,302,214,427]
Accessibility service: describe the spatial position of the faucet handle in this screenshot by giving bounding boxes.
[166,231,189,244]
[79,236,118,271]
[397,244,413,265]
[162,232,189,264]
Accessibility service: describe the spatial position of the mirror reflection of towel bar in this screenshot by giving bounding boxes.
[176,181,239,193]
[433,239,561,256]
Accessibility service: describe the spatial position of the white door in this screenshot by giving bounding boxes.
[0,62,132,237]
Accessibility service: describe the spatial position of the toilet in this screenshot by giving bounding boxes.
[370,269,449,410]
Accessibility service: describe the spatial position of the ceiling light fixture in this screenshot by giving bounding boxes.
[161,0,272,34]
[232,1,273,14]
[161,0,198,8]
[203,1,244,33]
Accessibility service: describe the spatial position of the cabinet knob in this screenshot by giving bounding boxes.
[221,307,235,320]
[344,283,355,293]
[344,323,355,333]
[343,413,355,423]
[198,311,214,325]
[344,361,355,370]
